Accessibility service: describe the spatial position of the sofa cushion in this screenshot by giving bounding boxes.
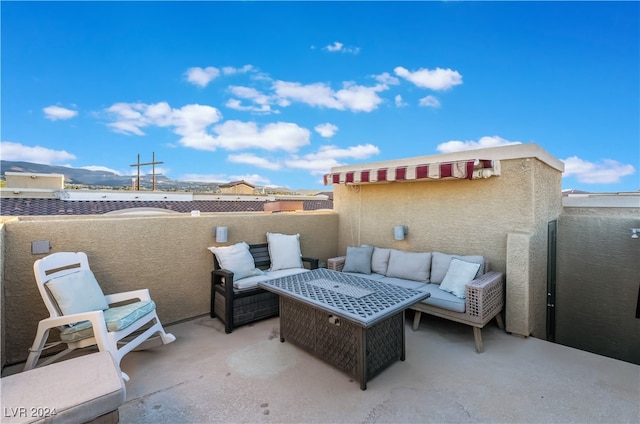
[46,270,109,315]
[267,232,303,271]
[343,272,386,282]
[233,268,310,291]
[418,283,466,313]
[371,247,392,275]
[342,246,374,274]
[430,252,485,284]
[385,250,431,282]
[209,242,264,280]
[439,258,481,298]
[379,276,426,290]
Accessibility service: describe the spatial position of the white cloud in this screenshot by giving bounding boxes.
[225,99,274,113]
[286,144,380,175]
[105,102,223,150]
[0,141,76,163]
[185,66,221,87]
[178,173,227,183]
[395,95,407,107]
[80,165,122,175]
[324,41,360,54]
[315,123,338,138]
[210,120,311,153]
[437,136,521,153]
[228,153,281,170]
[562,156,636,184]
[375,72,400,86]
[172,104,224,150]
[273,80,386,112]
[105,102,312,154]
[228,173,272,186]
[222,65,253,75]
[226,85,275,113]
[43,105,78,121]
[394,66,463,90]
[326,41,343,52]
[419,95,441,108]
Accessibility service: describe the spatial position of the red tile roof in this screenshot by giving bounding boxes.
[0,198,333,216]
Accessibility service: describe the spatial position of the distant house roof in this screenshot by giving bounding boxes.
[219,180,255,188]
[316,191,334,201]
[0,198,333,216]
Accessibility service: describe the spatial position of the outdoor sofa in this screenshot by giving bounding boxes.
[209,233,319,334]
[328,246,505,352]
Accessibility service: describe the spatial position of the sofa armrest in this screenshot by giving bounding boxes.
[210,269,236,328]
[302,256,319,270]
[464,271,504,324]
[327,256,346,272]
[212,269,235,296]
[105,288,151,305]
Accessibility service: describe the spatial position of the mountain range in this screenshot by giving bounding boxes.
[0,161,319,194]
[1,160,221,191]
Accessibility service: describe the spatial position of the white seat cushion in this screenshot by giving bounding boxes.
[419,284,466,313]
[234,268,310,291]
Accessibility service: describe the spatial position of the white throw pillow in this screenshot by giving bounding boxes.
[267,232,303,271]
[342,246,374,274]
[431,252,485,284]
[371,247,392,275]
[208,242,263,280]
[385,250,432,282]
[46,269,109,315]
[439,258,481,299]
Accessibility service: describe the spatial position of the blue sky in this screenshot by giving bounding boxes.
[2,1,638,192]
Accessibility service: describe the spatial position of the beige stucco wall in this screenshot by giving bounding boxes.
[556,208,640,364]
[220,184,254,195]
[1,220,7,368]
[1,211,338,365]
[5,173,64,190]
[333,152,563,338]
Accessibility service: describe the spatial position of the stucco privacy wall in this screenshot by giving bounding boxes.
[557,206,640,364]
[331,144,564,338]
[1,219,9,368]
[1,212,338,365]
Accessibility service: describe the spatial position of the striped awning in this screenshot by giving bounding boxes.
[323,159,500,185]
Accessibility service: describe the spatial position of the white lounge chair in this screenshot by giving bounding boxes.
[24,251,176,381]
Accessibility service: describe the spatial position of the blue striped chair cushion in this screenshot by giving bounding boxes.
[60,300,156,342]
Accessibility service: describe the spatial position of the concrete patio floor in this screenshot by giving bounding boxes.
[112,312,638,424]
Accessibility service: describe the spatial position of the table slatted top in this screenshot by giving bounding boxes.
[259,268,430,327]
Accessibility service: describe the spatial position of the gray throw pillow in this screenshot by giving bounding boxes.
[342,246,374,274]
[371,247,392,275]
[385,250,432,282]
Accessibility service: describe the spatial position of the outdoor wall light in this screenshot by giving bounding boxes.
[631,228,640,239]
[394,225,408,241]
[215,226,228,243]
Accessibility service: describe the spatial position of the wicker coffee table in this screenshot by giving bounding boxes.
[258,268,430,390]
